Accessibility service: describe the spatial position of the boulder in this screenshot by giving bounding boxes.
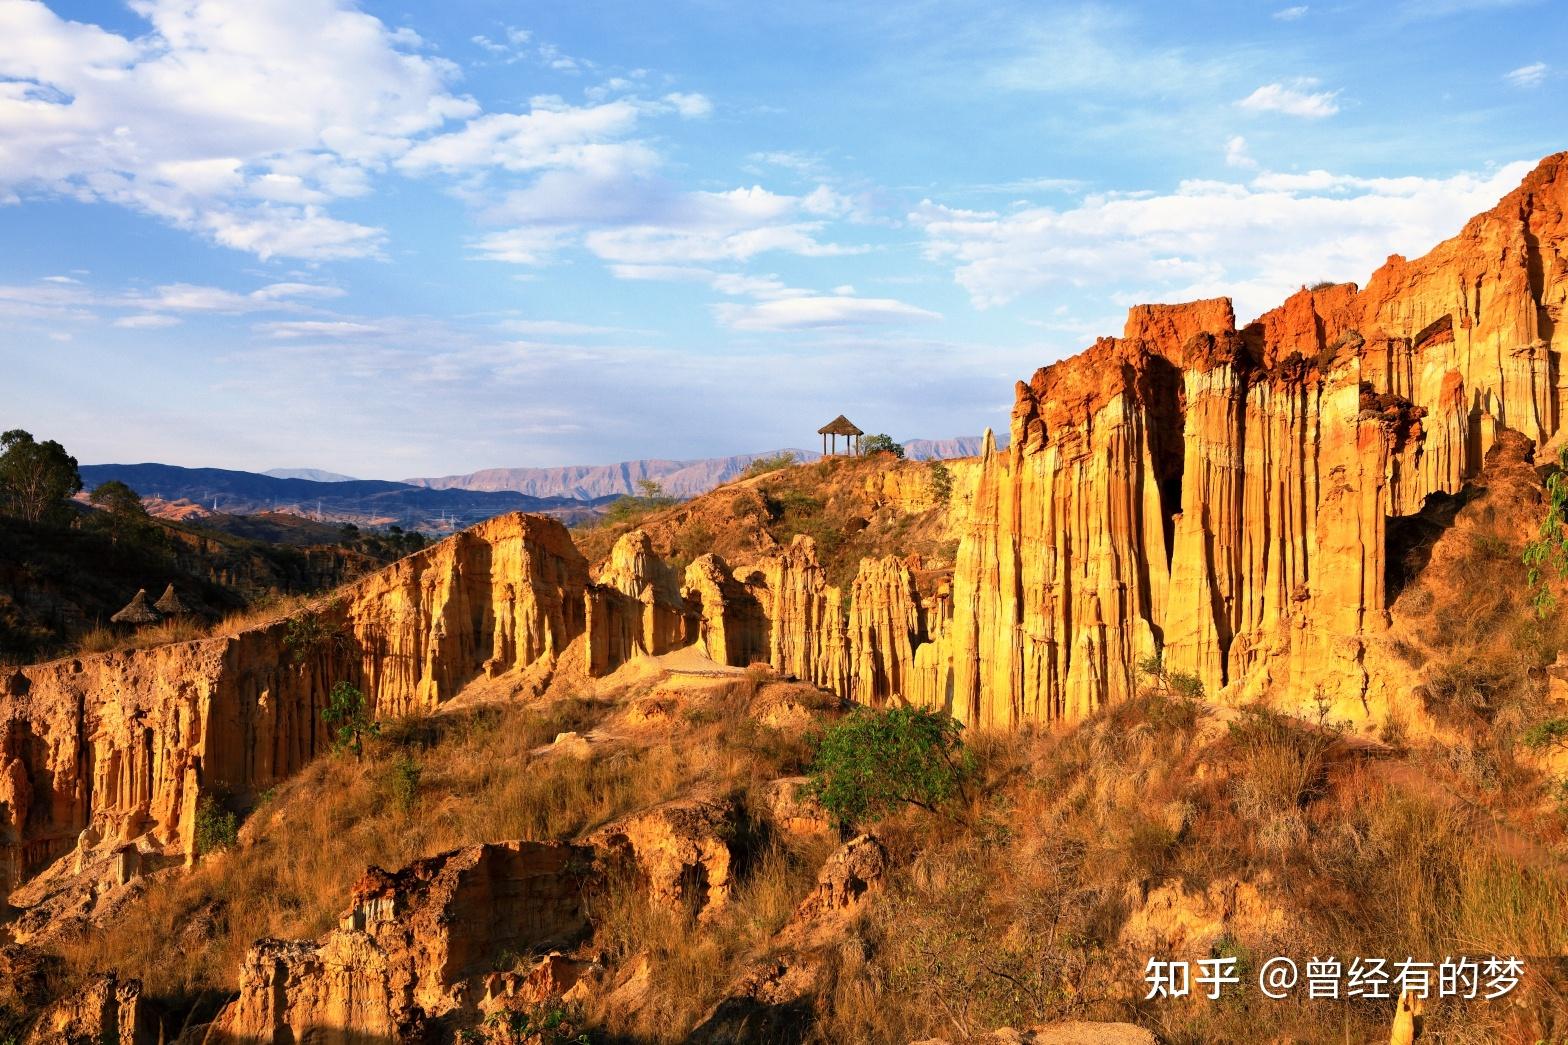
[586,795,737,918]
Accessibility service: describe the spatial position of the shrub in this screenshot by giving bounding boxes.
[481,1002,592,1044]
[742,452,796,479]
[194,793,239,855]
[282,609,346,664]
[862,433,904,458]
[807,706,973,826]
[602,481,678,526]
[1522,446,1568,616]
[927,461,952,505]
[323,680,378,759]
[1521,717,1568,753]
[389,753,422,812]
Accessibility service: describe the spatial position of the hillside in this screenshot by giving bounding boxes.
[571,451,965,593]
[4,152,1568,1044]
[405,436,1006,500]
[0,507,423,664]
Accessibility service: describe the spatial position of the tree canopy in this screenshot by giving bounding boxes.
[807,705,972,827]
[862,433,905,459]
[0,429,82,524]
[88,479,161,547]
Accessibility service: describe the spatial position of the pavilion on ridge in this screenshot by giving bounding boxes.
[817,415,863,456]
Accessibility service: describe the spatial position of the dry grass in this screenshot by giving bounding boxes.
[54,696,629,1004]
[820,692,1568,1045]
[50,670,831,1026]
[35,674,1568,1043]
[64,592,322,660]
[572,453,956,588]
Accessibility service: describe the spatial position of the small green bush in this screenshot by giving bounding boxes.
[389,753,422,812]
[807,705,973,827]
[742,452,796,479]
[1523,447,1568,616]
[927,461,952,504]
[323,680,379,759]
[194,793,239,855]
[862,433,904,458]
[1521,717,1568,753]
[1167,671,1205,700]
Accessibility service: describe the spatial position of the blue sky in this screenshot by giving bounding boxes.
[0,0,1561,479]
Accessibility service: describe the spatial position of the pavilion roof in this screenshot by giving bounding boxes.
[817,414,864,436]
[154,583,190,615]
[110,589,160,625]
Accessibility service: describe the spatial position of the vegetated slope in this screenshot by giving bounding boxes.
[0,508,412,663]
[571,451,963,589]
[78,462,604,530]
[14,592,1568,1042]
[404,436,1004,500]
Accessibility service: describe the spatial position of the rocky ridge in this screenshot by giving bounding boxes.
[7,152,1567,901]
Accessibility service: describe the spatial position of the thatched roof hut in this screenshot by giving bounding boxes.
[817,414,864,456]
[154,583,190,616]
[110,589,160,625]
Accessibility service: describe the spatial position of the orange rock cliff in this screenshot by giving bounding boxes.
[2,151,1566,893]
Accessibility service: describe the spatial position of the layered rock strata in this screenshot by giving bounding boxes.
[909,152,1568,727]
[7,153,1568,899]
[2,514,587,887]
[205,840,597,1041]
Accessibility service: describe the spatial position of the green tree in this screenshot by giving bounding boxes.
[1524,446,1568,616]
[87,479,159,546]
[604,479,677,525]
[194,792,239,854]
[0,429,82,524]
[807,705,973,827]
[927,461,953,504]
[861,433,904,458]
[323,680,379,759]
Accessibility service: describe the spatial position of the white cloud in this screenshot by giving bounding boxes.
[1225,136,1259,170]
[112,314,182,329]
[1273,6,1309,19]
[746,151,829,177]
[396,101,653,175]
[0,0,478,259]
[498,319,624,336]
[1505,62,1548,88]
[1237,80,1340,118]
[124,281,344,314]
[663,92,713,119]
[471,228,570,265]
[255,320,384,338]
[477,181,867,270]
[911,160,1535,319]
[714,295,942,332]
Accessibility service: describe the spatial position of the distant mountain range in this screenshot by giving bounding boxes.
[78,464,607,532]
[262,467,359,482]
[403,434,1006,500]
[82,435,1005,531]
